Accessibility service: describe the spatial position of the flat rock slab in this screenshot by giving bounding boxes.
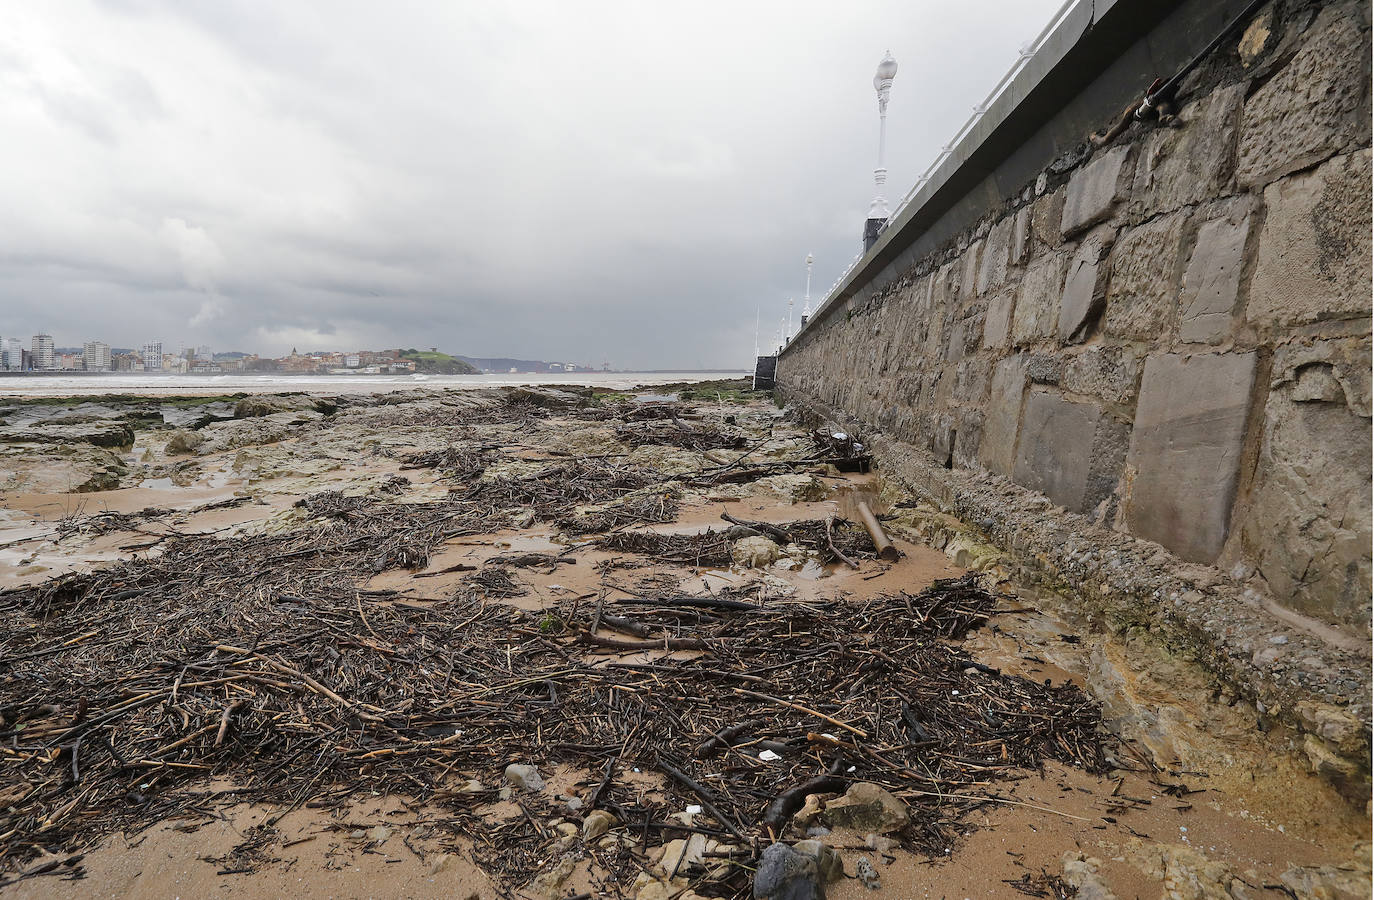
[1125,352,1258,563]
[1104,211,1188,341]
[0,422,135,448]
[1059,224,1116,343]
[1179,201,1255,344]
[1061,145,1133,237]
[1247,150,1372,331]
[980,356,1028,477]
[1012,392,1127,515]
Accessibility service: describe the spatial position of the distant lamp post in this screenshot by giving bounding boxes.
[802,253,813,327]
[787,297,794,341]
[864,51,898,252]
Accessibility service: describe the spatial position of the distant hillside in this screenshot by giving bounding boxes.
[457,356,593,373]
[400,349,479,375]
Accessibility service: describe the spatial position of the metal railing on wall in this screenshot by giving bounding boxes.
[805,0,1084,330]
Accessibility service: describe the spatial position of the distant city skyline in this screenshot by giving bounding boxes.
[0,326,619,374]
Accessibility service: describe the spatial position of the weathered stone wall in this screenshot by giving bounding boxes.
[779,0,1372,629]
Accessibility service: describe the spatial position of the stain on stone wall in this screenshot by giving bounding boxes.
[778,0,1372,628]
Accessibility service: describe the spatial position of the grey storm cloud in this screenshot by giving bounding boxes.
[0,0,1063,368]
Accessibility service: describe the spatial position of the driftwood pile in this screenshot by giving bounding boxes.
[0,392,1113,897]
[457,459,666,523]
[397,443,494,481]
[614,421,747,452]
[597,516,878,569]
[0,558,1107,896]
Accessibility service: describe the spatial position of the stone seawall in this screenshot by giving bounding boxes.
[779,0,1371,632]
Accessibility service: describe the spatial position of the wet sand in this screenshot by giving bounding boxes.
[0,386,1367,899]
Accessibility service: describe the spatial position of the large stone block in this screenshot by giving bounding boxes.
[977,215,1015,295]
[1011,251,1069,346]
[1060,146,1134,237]
[918,266,954,357]
[1103,210,1188,340]
[1235,339,1372,626]
[982,291,1016,350]
[959,241,982,303]
[954,358,990,405]
[1247,149,1372,330]
[1062,346,1145,407]
[980,356,1027,476]
[1131,82,1247,215]
[1179,200,1255,344]
[1125,352,1258,563]
[1236,6,1370,187]
[1059,224,1117,343]
[944,318,967,364]
[1011,206,1030,264]
[1013,392,1128,514]
[1028,187,1065,256]
[954,408,984,468]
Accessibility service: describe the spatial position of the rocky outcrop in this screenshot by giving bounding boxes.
[0,422,135,448]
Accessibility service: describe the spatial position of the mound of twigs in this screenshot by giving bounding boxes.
[615,421,747,452]
[398,444,494,480]
[559,490,682,535]
[619,402,690,422]
[598,529,737,567]
[54,511,146,541]
[596,518,878,568]
[461,565,527,598]
[457,459,669,523]
[0,570,1108,896]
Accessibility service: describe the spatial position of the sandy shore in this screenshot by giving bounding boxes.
[0,385,1366,899]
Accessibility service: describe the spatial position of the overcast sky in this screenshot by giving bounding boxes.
[1,0,1063,368]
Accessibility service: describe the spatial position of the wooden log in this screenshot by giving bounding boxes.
[856,501,900,561]
[578,631,707,652]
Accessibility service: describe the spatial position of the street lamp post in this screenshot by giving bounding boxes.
[802,253,813,327]
[864,51,898,252]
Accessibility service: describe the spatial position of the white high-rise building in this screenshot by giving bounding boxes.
[0,337,21,370]
[83,341,112,372]
[31,334,55,370]
[142,341,163,371]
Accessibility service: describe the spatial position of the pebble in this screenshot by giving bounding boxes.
[582,809,617,841]
[855,856,881,890]
[504,763,545,791]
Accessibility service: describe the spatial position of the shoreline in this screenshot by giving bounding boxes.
[0,371,752,399]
